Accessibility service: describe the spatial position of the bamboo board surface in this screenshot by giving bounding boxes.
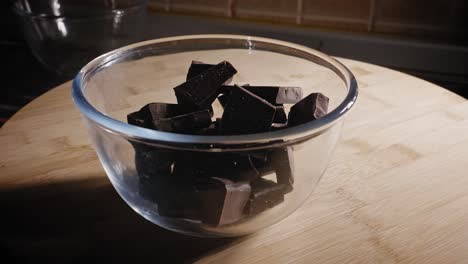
[1,58,468,263]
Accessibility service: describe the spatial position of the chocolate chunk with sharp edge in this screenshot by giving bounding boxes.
[127,110,151,128]
[270,147,294,193]
[196,177,251,226]
[220,85,276,135]
[187,61,234,85]
[244,179,285,216]
[199,118,221,135]
[288,93,329,126]
[127,103,182,129]
[217,94,229,108]
[174,61,237,109]
[273,106,287,124]
[127,103,213,129]
[131,142,176,203]
[153,109,212,133]
[240,86,303,105]
[156,182,201,220]
[173,153,259,182]
[133,143,174,177]
[186,61,215,80]
[250,151,275,176]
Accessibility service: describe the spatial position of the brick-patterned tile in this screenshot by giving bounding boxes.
[303,0,370,18]
[374,0,455,38]
[148,0,169,11]
[377,0,451,25]
[301,0,370,31]
[171,0,229,16]
[235,0,297,23]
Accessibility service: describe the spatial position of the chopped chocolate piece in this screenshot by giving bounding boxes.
[156,182,201,220]
[250,149,294,193]
[220,85,276,135]
[186,61,215,80]
[198,118,222,135]
[273,106,287,124]
[127,103,183,129]
[250,151,275,176]
[174,61,237,109]
[245,86,303,105]
[217,94,229,108]
[288,93,329,126]
[220,84,250,95]
[242,86,280,105]
[224,155,260,181]
[220,85,303,105]
[196,121,217,135]
[133,143,174,177]
[197,177,251,226]
[270,147,294,193]
[127,103,213,129]
[153,109,212,133]
[131,142,177,204]
[127,110,151,129]
[244,179,285,216]
[220,85,231,95]
[173,153,259,182]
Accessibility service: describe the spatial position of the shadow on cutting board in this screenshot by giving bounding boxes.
[0,176,243,263]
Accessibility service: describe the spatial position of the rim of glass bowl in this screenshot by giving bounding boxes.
[72,34,358,151]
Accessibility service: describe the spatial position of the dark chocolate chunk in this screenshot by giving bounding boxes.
[273,106,287,124]
[196,177,251,226]
[250,151,275,176]
[156,182,201,220]
[127,110,151,129]
[224,86,303,105]
[270,147,294,193]
[174,61,237,109]
[220,85,276,135]
[173,153,259,182]
[127,103,183,129]
[244,179,285,216]
[288,93,329,126]
[153,109,212,133]
[186,61,215,80]
[199,118,222,135]
[131,142,176,205]
[217,94,229,108]
[133,143,174,177]
[127,103,213,129]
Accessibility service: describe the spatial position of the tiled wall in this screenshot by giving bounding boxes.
[149,0,467,40]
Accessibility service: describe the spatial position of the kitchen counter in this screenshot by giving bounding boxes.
[2,58,468,263]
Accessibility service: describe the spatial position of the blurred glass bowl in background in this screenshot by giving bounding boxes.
[13,0,148,78]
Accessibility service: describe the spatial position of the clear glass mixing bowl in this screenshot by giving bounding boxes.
[72,35,358,237]
[13,0,147,78]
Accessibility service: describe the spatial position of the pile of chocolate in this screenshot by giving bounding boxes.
[127,61,329,226]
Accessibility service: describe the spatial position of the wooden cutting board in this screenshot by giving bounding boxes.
[1,58,468,263]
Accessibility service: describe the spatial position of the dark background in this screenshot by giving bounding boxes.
[1,1,467,126]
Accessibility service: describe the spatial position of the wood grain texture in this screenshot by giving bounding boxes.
[1,58,468,263]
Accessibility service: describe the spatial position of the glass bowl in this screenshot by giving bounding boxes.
[13,0,147,78]
[72,35,358,237]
